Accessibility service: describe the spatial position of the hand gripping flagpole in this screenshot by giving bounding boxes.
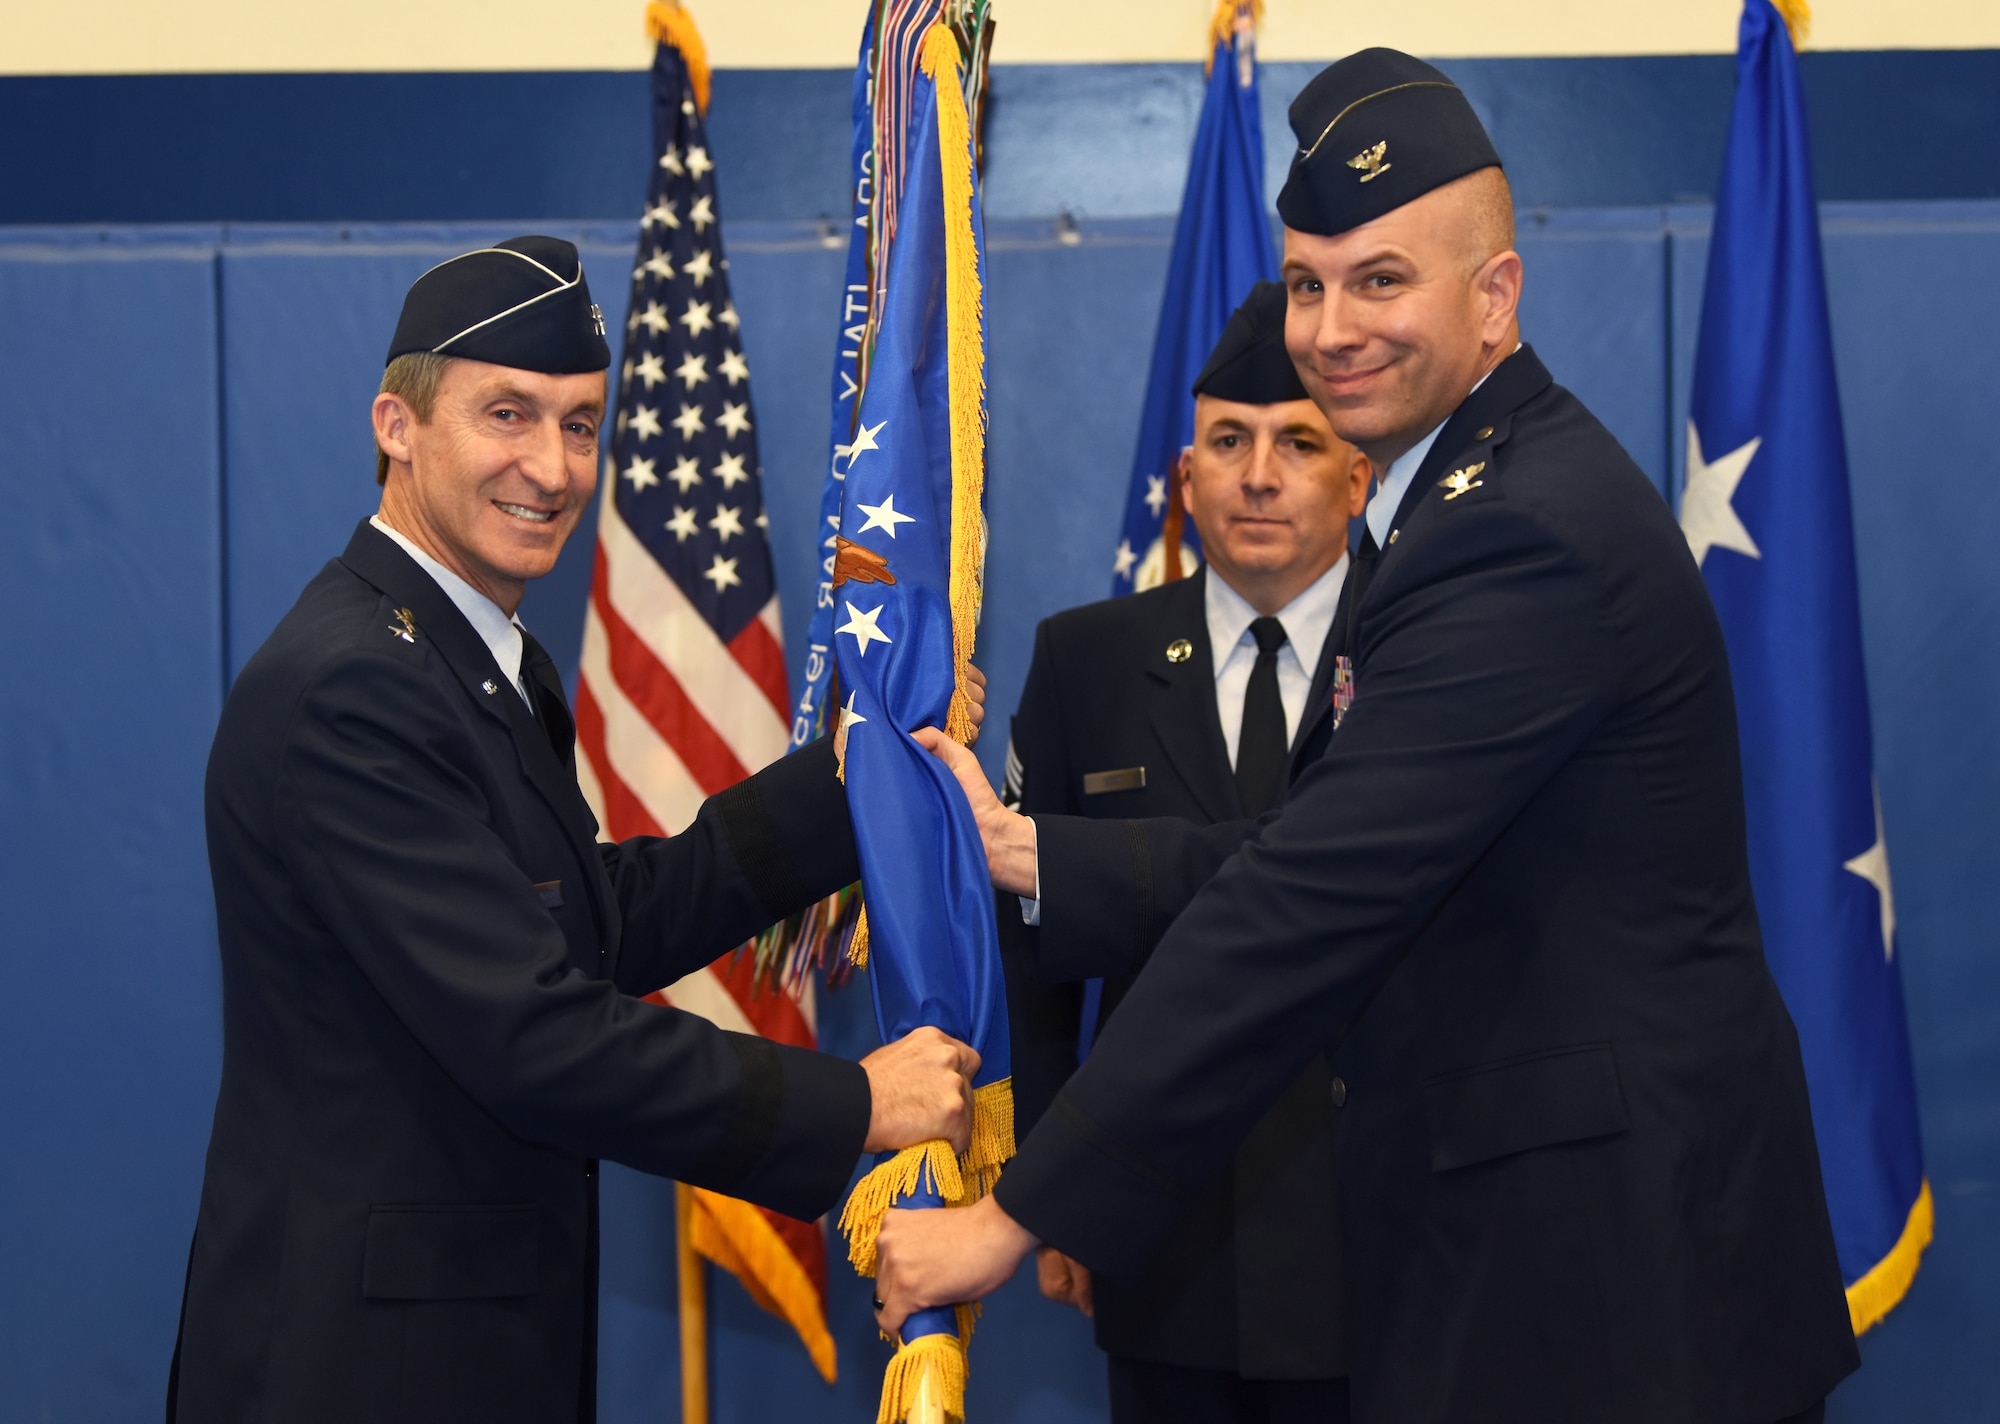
[829,19,1013,1424]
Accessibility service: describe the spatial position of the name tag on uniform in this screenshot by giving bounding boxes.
[534,880,564,908]
[1082,766,1146,796]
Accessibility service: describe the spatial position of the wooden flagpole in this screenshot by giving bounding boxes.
[675,1183,709,1424]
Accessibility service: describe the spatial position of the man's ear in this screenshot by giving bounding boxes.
[1476,248,1524,344]
[372,392,417,472]
[1177,447,1196,515]
[1347,450,1373,519]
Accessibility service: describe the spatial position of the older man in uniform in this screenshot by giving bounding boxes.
[170,237,979,1423]
[880,50,1860,1424]
[1002,280,1369,1423]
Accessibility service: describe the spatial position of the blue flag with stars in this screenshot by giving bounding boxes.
[1683,0,1928,1333]
[1110,5,1272,593]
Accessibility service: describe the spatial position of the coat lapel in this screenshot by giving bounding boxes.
[338,522,614,943]
[1144,569,1242,823]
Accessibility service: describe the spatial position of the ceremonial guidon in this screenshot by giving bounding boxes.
[170,238,880,1423]
[1003,281,1358,1418]
[981,49,1858,1424]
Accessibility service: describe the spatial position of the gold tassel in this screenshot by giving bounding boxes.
[1203,0,1262,78]
[958,1078,1016,1201]
[876,1329,967,1424]
[645,1,712,114]
[1846,1179,1933,1335]
[917,24,988,751]
[1769,0,1811,48]
[847,902,871,969]
[839,1140,966,1277]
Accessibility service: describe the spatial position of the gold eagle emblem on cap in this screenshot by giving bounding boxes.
[1439,463,1486,500]
[1347,141,1392,183]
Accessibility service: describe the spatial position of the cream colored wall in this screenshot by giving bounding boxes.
[7,0,1998,75]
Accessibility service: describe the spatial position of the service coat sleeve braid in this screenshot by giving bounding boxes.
[993,493,1618,1275]
[274,653,868,1222]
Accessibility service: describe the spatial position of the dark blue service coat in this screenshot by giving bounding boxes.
[994,349,1860,1423]
[1002,568,1344,1380]
[171,523,868,1423]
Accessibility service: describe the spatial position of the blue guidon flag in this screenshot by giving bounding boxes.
[1683,0,1929,1335]
[1109,0,1273,594]
[827,11,1011,1424]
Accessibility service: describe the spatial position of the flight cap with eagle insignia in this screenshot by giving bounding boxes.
[1192,280,1309,404]
[386,235,611,374]
[1276,49,1502,237]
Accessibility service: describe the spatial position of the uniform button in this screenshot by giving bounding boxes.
[1330,1077,1348,1108]
[1475,426,1494,441]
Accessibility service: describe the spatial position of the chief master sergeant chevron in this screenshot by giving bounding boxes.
[169,236,980,1423]
[878,49,1861,1424]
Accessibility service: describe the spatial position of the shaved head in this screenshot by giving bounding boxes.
[1450,167,1516,277]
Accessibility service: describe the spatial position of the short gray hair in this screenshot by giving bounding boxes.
[374,351,453,486]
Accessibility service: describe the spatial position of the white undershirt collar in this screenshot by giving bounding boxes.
[369,516,531,704]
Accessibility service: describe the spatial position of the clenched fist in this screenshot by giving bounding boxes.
[860,1026,980,1155]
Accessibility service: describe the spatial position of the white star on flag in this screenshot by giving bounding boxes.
[686,146,713,178]
[1112,540,1137,580]
[718,303,739,331]
[690,195,715,231]
[672,404,706,439]
[639,301,669,335]
[719,350,749,386]
[682,301,714,337]
[836,600,893,656]
[1144,475,1168,518]
[839,691,867,732]
[684,250,715,287]
[1843,782,1897,961]
[668,455,702,492]
[634,353,667,390]
[703,554,741,591]
[659,144,684,175]
[855,493,917,538]
[630,405,663,441]
[675,352,709,389]
[841,419,887,469]
[644,198,678,230]
[643,248,675,280]
[623,456,659,491]
[665,505,700,541]
[713,452,750,488]
[717,401,752,437]
[709,505,745,542]
[1681,422,1762,568]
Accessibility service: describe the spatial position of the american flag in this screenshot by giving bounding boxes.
[574,15,834,1384]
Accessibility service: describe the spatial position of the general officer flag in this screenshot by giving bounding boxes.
[828,13,1011,1424]
[1682,0,1928,1334]
[1110,0,1273,594]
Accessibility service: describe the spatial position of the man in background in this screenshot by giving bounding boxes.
[172,237,978,1423]
[1001,280,1368,1424]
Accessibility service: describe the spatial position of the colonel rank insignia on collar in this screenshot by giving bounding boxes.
[1439,463,1486,500]
[1346,141,1391,183]
[389,607,420,643]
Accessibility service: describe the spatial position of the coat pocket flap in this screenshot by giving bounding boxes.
[363,1204,540,1300]
[1424,1042,1628,1172]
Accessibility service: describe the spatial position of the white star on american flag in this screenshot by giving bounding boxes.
[709,505,745,542]
[643,248,675,280]
[623,456,659,491]
[717,401,752,437]
[630,405,663,441]
[713,451,749,488]
[634,353,666,389]
[690,195,715,231]
[686,147,713,178]
[684,250,715,287]
[668,455,702,492]
[645,198,678,229]
[659,145,684,175]
[672,404,706,439]
[703,554,740,590]
[675,352,709,389]
[639,302,669,335]
[718,303,739,331]
[719,350,749,386]
[682,301,714,336]
[665,505,699,541]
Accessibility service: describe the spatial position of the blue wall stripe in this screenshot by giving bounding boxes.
[1,52,1996,226]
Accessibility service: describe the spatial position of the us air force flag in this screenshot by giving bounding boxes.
[1109,0,1272,593]
[830,19,1012,1424]
[1684,0,1929,1334]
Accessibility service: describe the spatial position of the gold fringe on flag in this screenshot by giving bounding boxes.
[875,1328,967,1424]
[1770,0,1811,48]
[1846,1178,1933,1335]
[1203,0,1262,78]
[645,1,712,115]
[839,1080,1015,1277]
[686,1187,839,1383]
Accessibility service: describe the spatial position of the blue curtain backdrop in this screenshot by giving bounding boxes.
[2,199,1997,1421]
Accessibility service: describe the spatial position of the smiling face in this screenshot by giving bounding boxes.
[1178,394,1371,616]
[372,358,605,615]
[1281,167,1522,470]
